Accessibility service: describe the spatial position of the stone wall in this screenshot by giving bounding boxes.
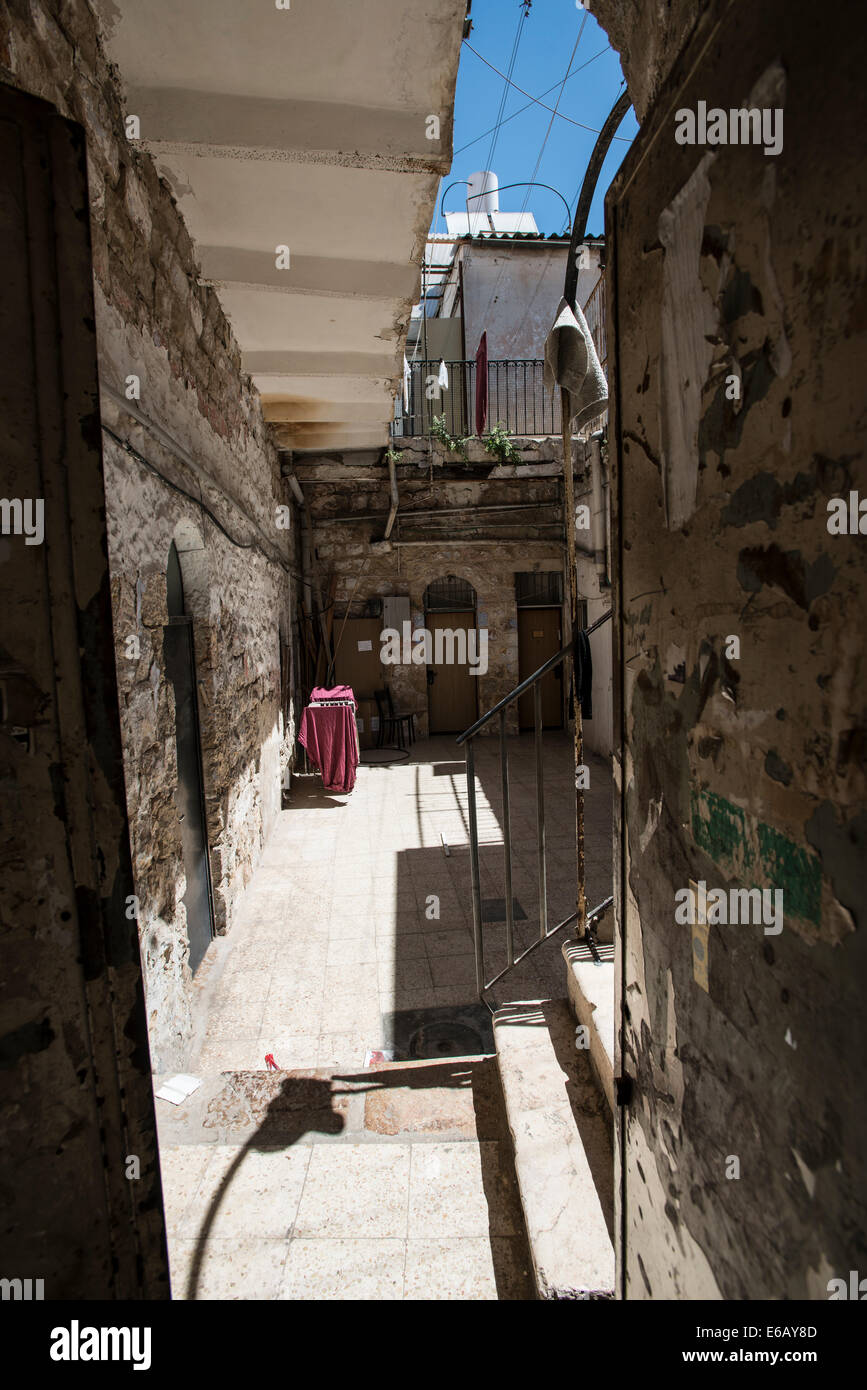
[1,0,296,1070]
[296,436,567,736]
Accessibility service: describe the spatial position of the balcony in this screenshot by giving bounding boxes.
[393,359,561,440]
[394,277,608,441]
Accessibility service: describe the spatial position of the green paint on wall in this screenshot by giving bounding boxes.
[690,786,822,926]
[757,821,821,925]
[692,788,754,874]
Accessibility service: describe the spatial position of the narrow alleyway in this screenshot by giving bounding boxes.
[155,735,613,1298]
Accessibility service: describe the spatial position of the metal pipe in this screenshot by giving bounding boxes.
[383,450,399,540]
[499,709,515,967]
[314,501,560,523]
[564,89,632,309]
[562,386,588,939]
[534,683,548,941]
[480,896,612,992]
[455,608,611,745]
[465,739,486,999]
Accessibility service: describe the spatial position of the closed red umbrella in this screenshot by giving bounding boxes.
[474,331,488,436]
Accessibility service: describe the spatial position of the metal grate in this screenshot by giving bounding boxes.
[515,571,563,607]
[423,575,477,612]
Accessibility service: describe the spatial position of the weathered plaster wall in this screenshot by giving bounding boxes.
[587,0,706,122]
[0,80,168,1295]
[460,240,602,360]
[2,0,295,1070]
[605,0,867,1297]
[297,437,566,736]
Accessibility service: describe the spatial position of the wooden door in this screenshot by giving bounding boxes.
[332,617,382,698]
[517,608,562,729]
[427,610,478,734]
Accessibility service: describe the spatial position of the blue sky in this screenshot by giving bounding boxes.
[431,0,638,237]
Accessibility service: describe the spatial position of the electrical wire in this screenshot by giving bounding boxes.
[101,422,301,579]
[484,3,528,178]
[463,40,633,141]
[519,14,587,219]
[452,46,611,160]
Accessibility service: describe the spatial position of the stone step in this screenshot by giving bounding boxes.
[561,937,615,1115]
[493,998,615,1300]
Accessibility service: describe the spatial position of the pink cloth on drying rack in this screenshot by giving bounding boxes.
[309,685,356,707]
[298,686,359,793]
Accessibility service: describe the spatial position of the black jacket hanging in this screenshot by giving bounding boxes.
[574,628,593,719]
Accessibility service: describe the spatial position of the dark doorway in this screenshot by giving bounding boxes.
[163,542,214,973]
[516,573,563,730]
[424,576,479,735]
[0,80,167,1295]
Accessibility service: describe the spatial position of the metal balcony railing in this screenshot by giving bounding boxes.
[582,273,607,374]
[455,610,614,1011]
[392,358,561,439]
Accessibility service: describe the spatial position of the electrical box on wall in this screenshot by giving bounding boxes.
[382,596,411,631]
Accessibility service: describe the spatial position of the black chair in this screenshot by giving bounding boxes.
[375,688,416,749]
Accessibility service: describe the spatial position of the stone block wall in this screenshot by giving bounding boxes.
[298,437,567,736]
[1,0,296,1069]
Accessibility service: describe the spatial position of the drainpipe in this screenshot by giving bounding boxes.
[588,431,609,588]
[383,449,399,540]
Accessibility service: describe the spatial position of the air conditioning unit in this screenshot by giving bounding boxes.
[382,596,411,631]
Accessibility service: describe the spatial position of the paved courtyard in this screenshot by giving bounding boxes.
[155,733,613,1299]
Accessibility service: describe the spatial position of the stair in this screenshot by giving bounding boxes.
[493,997,615,1299]
[561,937,615,1114]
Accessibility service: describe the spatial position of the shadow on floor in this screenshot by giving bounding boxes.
[185,1061,534,1300]
[184,1074,343,1299]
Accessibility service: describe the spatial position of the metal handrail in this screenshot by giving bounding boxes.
[456,608,612,745]
[456,609,612,1010]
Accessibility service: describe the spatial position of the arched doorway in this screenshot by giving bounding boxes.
[163,540,215,974]
[423,575,479,735]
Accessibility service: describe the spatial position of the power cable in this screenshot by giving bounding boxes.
[463,40,633,141]
[519,13,587,218]
[452,46,611,159]
[484,3,528,178]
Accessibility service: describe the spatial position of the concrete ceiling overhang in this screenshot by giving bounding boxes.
[95,0,466,451]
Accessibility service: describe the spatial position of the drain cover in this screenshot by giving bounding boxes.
[382,1003,494,1060]
[408,1019,485,1059]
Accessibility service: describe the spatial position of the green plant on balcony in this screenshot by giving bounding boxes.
[483,421,521,466]
[430,413,470,461]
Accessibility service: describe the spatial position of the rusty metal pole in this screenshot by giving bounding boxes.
[560,386,587,937]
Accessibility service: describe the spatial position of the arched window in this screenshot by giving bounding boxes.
[423,575,476,613]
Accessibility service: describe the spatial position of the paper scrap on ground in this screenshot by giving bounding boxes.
[155,1074,202,1105]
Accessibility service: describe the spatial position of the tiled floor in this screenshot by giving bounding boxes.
[155,733,613,1299]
